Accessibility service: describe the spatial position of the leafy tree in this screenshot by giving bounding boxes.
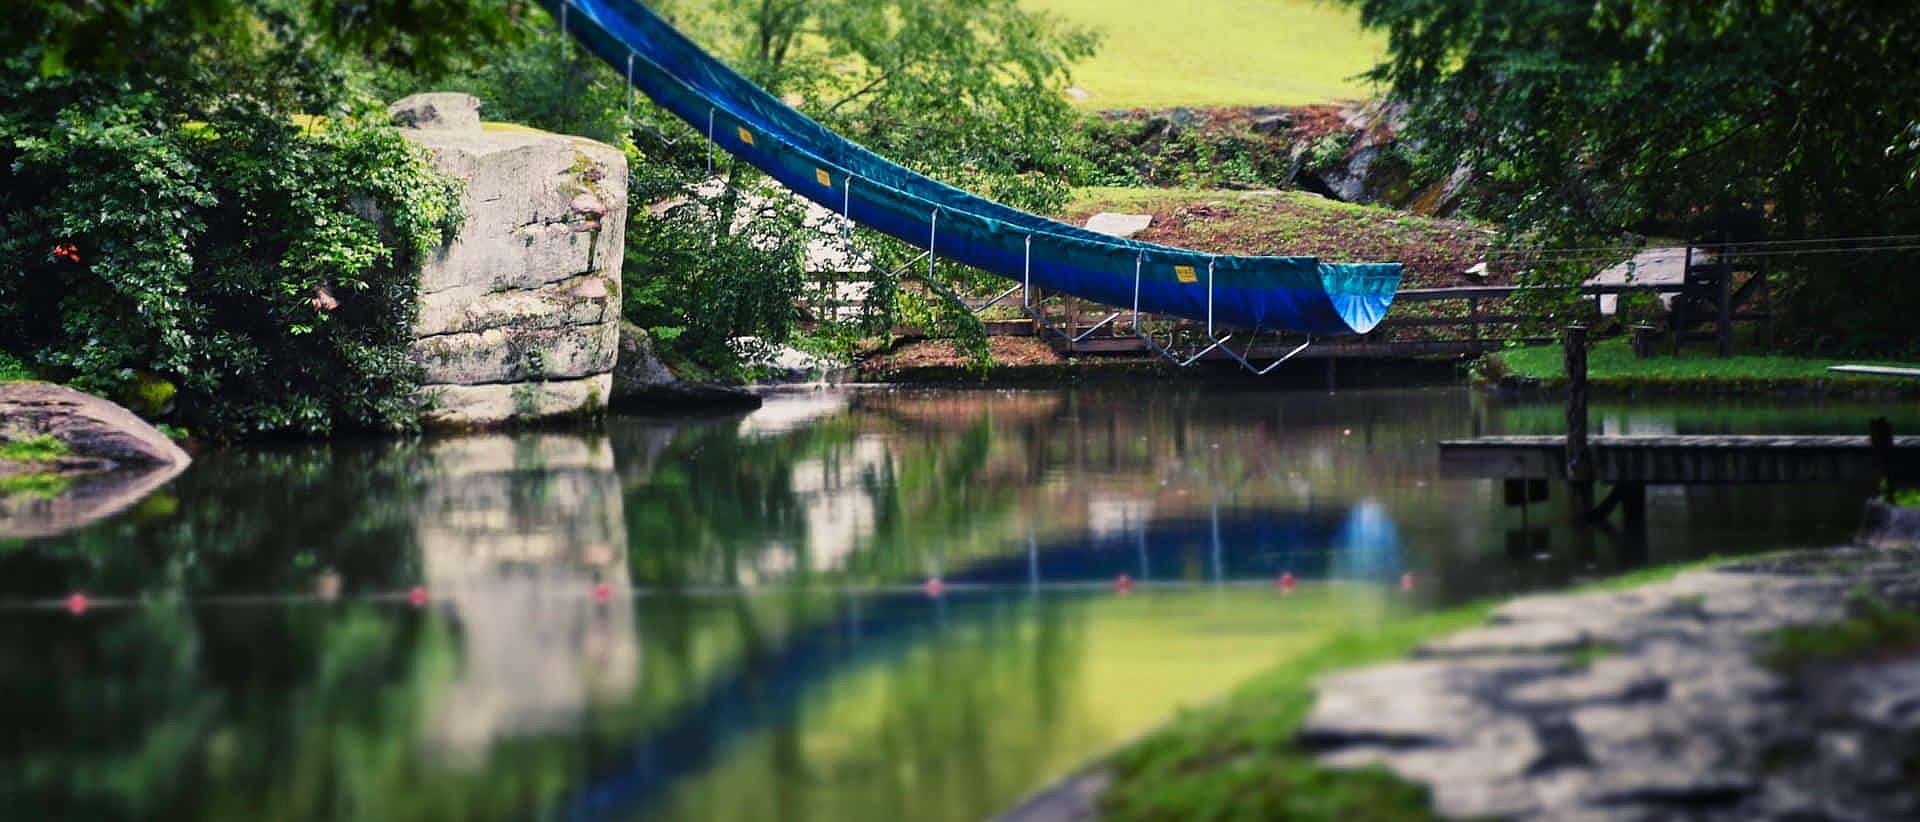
[0,1,479,435]
[1346,0,1920,352]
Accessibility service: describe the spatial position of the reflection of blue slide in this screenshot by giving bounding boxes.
[537,0,1400,335]
[561,506,1400,819]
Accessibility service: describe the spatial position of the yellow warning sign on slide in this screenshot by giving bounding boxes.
[738,127,754,145]
[1175,265,1199,284]
[816,168,832,187]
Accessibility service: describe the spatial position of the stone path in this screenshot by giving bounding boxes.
[1299,547,1920,820]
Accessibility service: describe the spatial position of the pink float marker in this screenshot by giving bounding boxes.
[592,582,613,602]
[65,592,89,616]
[408,586,429,607]
[1400,572,1416,592]
[1277,572,1297,593]
[922,577,946,598]
[1113,574,1135,594]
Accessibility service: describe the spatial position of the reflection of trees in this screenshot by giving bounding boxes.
[612,407,1028,588]
[0,434,643,819]
[0,443,431,600]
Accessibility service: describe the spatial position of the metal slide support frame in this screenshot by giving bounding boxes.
[1219,332,1312,375]
[972,283,1023,314]
[1023,234,1119,344]
[1130,253,1231,367]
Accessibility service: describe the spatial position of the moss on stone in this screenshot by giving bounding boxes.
[0,435,70,463]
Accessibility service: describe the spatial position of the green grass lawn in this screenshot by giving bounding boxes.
[1485,337,1920,393]
[1025,0,1385,109]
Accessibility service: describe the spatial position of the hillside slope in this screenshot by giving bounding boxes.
[1026,0,1385,109]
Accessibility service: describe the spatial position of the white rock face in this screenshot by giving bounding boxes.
[399,102,627,428]
[1084,212,1153,238]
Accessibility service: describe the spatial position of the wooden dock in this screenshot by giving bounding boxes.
[1440,435,1920,484]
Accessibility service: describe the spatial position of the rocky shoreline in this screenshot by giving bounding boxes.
[1000,543,1920,822]
[1301,546,1920,820]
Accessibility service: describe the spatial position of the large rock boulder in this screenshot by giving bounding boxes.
[0,382,190,539]
[0,382,188,469]
[397,96,627,428]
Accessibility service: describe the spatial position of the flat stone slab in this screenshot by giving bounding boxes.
[1299,548,1920,820]
[1083,212,1153,238]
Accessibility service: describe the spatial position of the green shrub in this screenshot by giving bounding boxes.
[1074,114,1302,190]
[621,162,809,370]
[0,91,461,436]
[0,350,30,383]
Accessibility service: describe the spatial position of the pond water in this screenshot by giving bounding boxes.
[0,385,1903,820]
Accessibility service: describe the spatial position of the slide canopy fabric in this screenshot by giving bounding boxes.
[541,0,1400,336]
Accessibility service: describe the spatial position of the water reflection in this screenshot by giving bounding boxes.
[411,435,636,766]
[0,386,1903,820]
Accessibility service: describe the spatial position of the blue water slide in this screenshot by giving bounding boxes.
[539,0,1400,335]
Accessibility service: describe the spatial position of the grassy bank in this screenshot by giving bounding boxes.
[1096,558,1728,820]
[1063,187,1491,286]
[1481,337,1920,395]
[1024,0,1384,109]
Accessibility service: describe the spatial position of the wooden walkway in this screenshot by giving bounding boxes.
[1439,435,1920,484]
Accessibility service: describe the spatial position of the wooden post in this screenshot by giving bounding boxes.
[1467,296,1482,349]
[1871,417,1894,502]
[1716,256,1733,357]
[1674,246,1690,357]
[1757,256,1772,348]
[1565,324,1595,519]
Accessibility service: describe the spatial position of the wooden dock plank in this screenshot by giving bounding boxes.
[1438,435,1920,483]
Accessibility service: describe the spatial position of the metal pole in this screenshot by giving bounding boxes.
[841,176,854,274]
[705,109,716,177]
[1206,258,1216,337]
[927,209,938,282]
[624,53,634,128]
[1022,235,1033,299]
[1131,253,1144,319]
